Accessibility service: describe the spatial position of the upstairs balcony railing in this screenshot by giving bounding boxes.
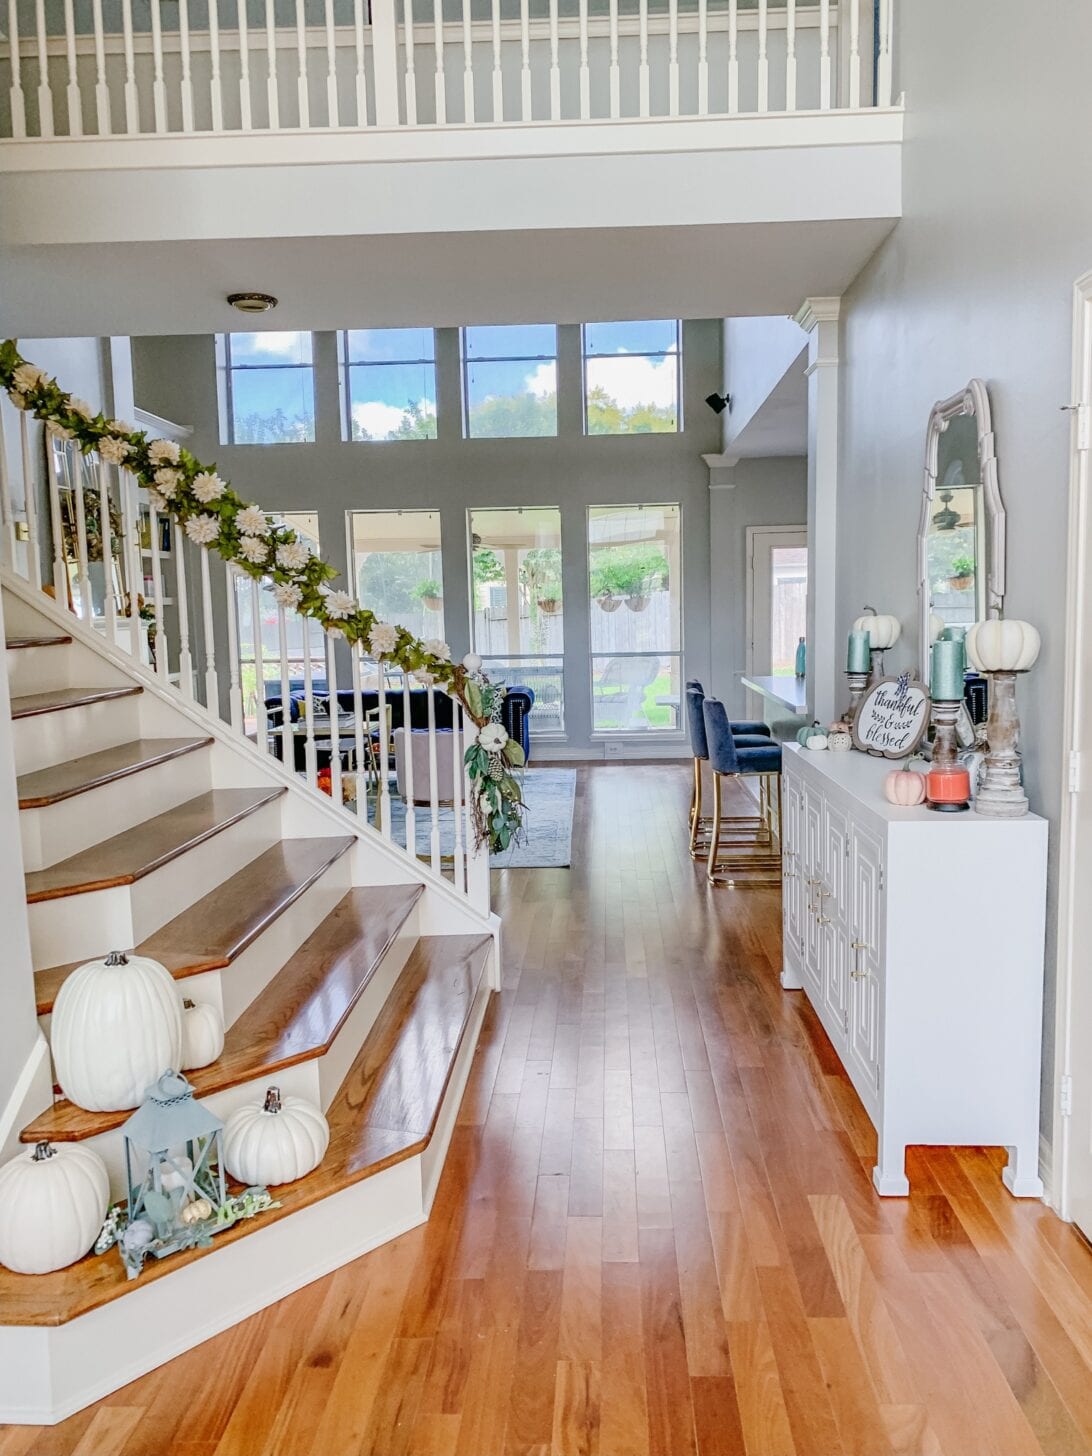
[0,0,894,141]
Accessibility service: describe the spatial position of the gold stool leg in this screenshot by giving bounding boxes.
[689,757,705,857]
[706,772,723,885]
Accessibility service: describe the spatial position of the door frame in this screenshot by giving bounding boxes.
[1053,268,1092,1218]
[744,523,807,684]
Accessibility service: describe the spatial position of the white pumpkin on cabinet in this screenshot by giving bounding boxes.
[0,1142,109,1274]
[223,1088,329,1187]
[181,999,225,1072]
[51,951,183,1112]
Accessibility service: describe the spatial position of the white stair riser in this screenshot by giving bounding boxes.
[6,644,75,697]
[19,748,215,872]
[27,801,285,967]
[13,696,143,776]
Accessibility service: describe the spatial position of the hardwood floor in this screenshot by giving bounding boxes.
[5,763,1092,1456]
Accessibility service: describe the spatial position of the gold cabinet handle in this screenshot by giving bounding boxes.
[850,939,869,979]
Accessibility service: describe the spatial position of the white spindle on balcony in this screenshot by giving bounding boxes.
[848,0,861,107]
[638,0,649,116]
[63,0,82,135]
[878,0,893,106]
[608,0,620,120]
[434,0,448,123]
[7,0,26,137]
[548,0,560,120]
[179,0,195,130]
[150,0,168,131]
[265,0,280,128]
[519,0,532,121]
[727,0,738,114]
[91,0,110,133]
[461,0,475,123]
[696,0,708,116]
[578,0,589,119]
[354,0,369,126]
[295,0,310,127]
[238,0,254,130]
[403,0,418,127]
[785,0,797,110]
[667,0,678,116]
[490,0,502,122]
[819,0,831,108]
[33,0,54,137]
[208,0,224,131]
[756,0,768,114]
[324,0,340,126]
[121,0,138,131]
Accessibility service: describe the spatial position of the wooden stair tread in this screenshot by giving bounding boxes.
[2,933,492,1326]
[24,787,285,904]
[24,885,425,1143]
[6,634,72,649]
[34,837,356,1013]
[17,736,213,809]
[10,684,142,719]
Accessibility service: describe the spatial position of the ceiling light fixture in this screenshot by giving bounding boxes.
[705,391,732,415]
[226,292,279,314]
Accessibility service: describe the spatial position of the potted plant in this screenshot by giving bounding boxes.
[597,587,621,613]
[413,578,444,612]
[518,549,562,615]
[948,555,975,592]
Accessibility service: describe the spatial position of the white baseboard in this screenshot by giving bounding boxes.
[536,740,690,762]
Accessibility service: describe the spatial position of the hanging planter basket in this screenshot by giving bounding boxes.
[597,590,621,614]
[947,573,974,592]
[625,594,650,613]
[537,597,561,615]
[421,595,443,612]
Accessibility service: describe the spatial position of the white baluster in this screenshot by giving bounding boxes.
[179,0,195,130]
[121,0,138,131]
[199,546,218,708]
[0,405,15,570]
[462,708,477,902]
[451,697,465,893]
[426,683,441,874]
[577,0,589,119]
[295,0,310,127]
[518,0,530,121]
[71,452,92,623]
[62,0,82,135]
[785,0,797,111]
[667,0,678,115]
[377,666,392,837]
[277,602,293,767]
[548,0,559,120]
[302,622,318,787]
[638,0,649,117]
[33,0,54,138]
[324,0,339,125]
[225,564,244,730]
[351,643,366,822]
[465,710,490,918]
[696,0,707,115]
[433,0,446,122]
[353,0,368,125]
[18,414,41,590]
[402,679,416,859]
[120,475,142,657]
[727,0,738,114]
[403,0,417,126]
[148,496,167,678]
[756,0,768,112]
[265,0,280,128]
[877,0,893,107]
[90,0,110,133]
[819,0,831,109]
[461,0,474,122]
[238,0,253,130]
[249,577,268,750]
[94,461,116,639]
[176,525,194,697]
[208,0,224,131]
[45,441,67,604]
[370,0,400,124]
[489,0,501,121]
[848,0,860,107]
[608,0,619,119]
[326,634,342,808]
[7,0,26,138]
[150,0,168,131]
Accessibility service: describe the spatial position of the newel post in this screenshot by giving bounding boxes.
[370,0,402,127]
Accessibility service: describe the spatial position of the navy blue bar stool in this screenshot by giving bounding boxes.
[685,684,772,859]
[702,696,782,885]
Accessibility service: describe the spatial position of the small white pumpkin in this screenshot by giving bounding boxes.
[828,731,853,753]
[804,731,829,751]
[0,1141,109,1274]
[853,611,901,651]
[181,999,225,1072]
[223,1087,329,1187]
[51,951,183,1112]
[179,1197,213,1226]
[966,619,1041,673]
[884,769,927,806]
[929,612,946,644]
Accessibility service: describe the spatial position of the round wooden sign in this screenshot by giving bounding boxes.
[851,673,930,759]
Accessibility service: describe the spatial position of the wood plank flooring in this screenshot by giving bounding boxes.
[4,763,1091,1456]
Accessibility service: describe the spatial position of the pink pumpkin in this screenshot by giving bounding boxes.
[884,769,926,806]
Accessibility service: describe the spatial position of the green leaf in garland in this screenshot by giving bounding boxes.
[504,740,525,768]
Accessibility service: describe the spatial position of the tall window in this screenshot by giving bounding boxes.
[462,325,557,438]
[583,320,681,435]
[220,332,315,444]
[347,510,445,643]
[339,329,438,441]
[469,507,564,733]
[588,504,682,733]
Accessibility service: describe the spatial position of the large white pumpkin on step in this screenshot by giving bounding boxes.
[181,999,225,1071]
[51,951,183,1112]
[223,1087,329,1187]
[0,1141,109,1274]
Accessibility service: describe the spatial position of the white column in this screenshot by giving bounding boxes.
[794,296,841,727]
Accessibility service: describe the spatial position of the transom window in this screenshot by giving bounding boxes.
[219,332,315,445]
[462,325,558,439]
[582,320,681,435]
[339,328,438,442]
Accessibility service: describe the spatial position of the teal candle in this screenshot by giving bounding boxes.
[931,638,965,700]
[940,625,967,644]
[847,629,871,673]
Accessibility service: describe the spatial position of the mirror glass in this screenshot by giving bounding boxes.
[925,412,986,637]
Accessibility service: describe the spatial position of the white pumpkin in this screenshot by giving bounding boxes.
[929,612,946,645]
[853,611,902,651]
[51,951,183,1112]
[0,1141,109,1274]
[966,619,1041,673]
[181,999,225,1071]
[223,1087,329,1187]
[884,769,927,806]
[828,731,853,753]
[804,732,829,751]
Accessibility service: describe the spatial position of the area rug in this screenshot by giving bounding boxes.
[377,768,576,869]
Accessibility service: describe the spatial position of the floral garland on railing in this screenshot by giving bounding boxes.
[0,340,524,853]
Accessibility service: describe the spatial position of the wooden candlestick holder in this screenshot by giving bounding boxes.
[926,697,970,812]
[976,669,1029,818]
[845,671,869,723]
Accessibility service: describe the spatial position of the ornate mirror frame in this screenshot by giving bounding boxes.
[918,378,1006,680]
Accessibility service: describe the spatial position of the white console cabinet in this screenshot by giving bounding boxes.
[781,744,1048,1197]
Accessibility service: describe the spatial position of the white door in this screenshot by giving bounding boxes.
[848,823,884,1095]
[746,527,808,714]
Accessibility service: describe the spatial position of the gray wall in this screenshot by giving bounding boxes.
[132,321,728,753]
[834,0,1092,1141]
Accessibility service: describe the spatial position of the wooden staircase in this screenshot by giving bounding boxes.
[0,593,498,1426]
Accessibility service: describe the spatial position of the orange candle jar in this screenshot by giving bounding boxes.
[926,763,971,812]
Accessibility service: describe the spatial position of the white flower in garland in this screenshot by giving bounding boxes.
[237,536,269,565]
[423,638,451,661]
[147,438,181,466]
[275,538,310,570]
[478,723,509,753]
[273,581,302,610]
[48,421,74,441]
[369,621,399,656]
[185,514,220,546]
[146,488,168,514]
[108,419,135,436]
[193,471,226,503]
[13,364,49,395]
[97,435,131,465]
[153,467,181,497]
[9,391,27,410]
[326,627,345,641]
[236,505,269,537]
[414,669,437,686]
[462,651,483,673]
[323,589,356,620]
[67,397,94,421]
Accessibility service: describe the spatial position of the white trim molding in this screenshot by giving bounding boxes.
[702,451,740,489]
